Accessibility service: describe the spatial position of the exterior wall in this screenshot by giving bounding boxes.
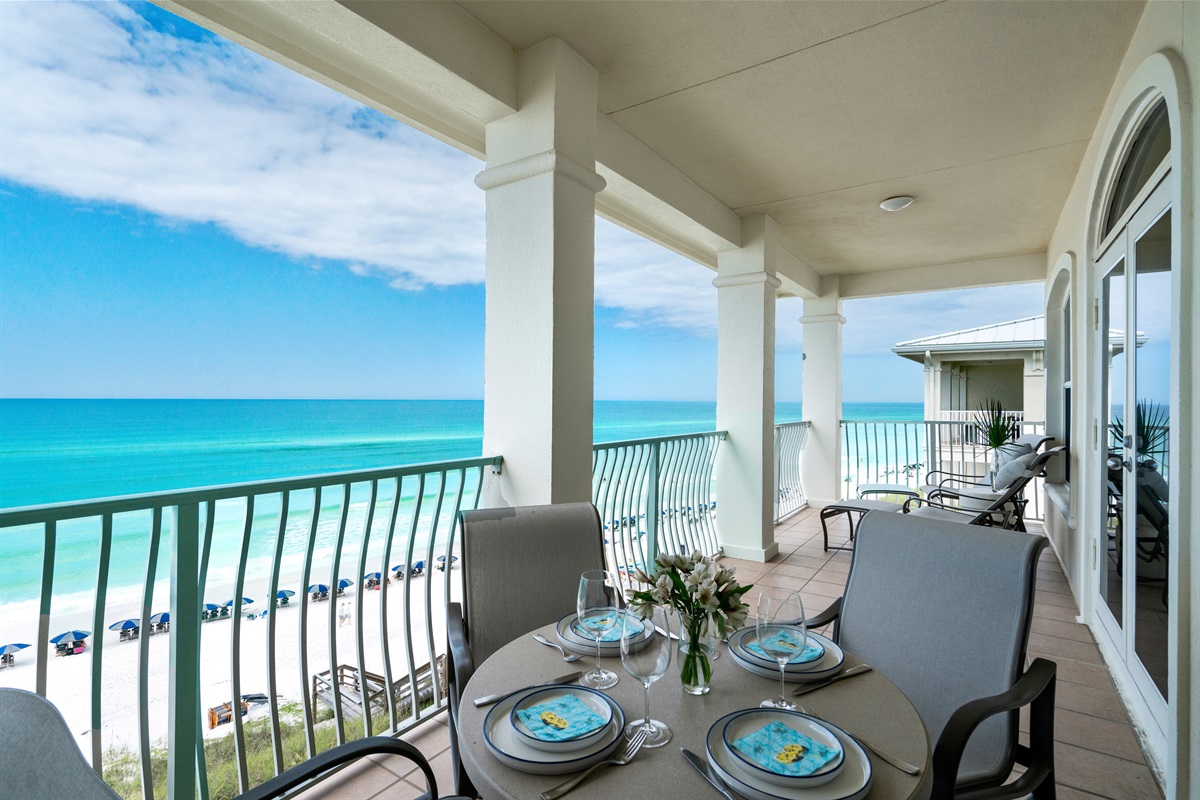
[963,361,1024,411]
[1043,1,1197,794]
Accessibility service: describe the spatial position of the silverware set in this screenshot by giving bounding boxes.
[539,729,649,799]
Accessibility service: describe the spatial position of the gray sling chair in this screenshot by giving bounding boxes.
[0,688,467,800]
[804,513,1056,800]
[921,434,1055,497]
[446,502,607,797]
[904,447,1064,532]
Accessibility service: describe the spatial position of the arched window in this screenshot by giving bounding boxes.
[1102,98,1170,239]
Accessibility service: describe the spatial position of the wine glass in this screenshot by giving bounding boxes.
[620,605,673,747]
[756,587,807,709]
[577,570,621,689]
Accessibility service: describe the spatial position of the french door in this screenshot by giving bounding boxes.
[1094,167,1173,727]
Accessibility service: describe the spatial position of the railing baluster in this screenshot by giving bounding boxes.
[379,476,404,731]
[325,484,351,745]
[400,475,425,726]
[170,502,200,800]
[420,472,450,720]
[298,487,322,759]
[195,502,216,800]
[138,507,164,800]
[36,520,55,698]
[265,491,290,773]
[230,495,255,791]
[90,514,113,772]
[353,480,379,737]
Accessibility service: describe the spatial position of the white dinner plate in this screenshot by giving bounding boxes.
[706,710,872,800]
[730,627,825,670]
[720,708,845,788]
[555,612,652,656]
[510,685,615,753]
[483,684,625,774]
[728,630,845,682]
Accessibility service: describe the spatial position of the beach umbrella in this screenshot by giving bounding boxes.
[307,583,329,593]
[275,589,296,599]
[224,597,254,607]
[50,631,90,644]
[0,643,30,655]
[363,572,382,581]
[149,612,170,625]
[203,603,221,611]
[337,578,354,590]
[390,564,405,574]
[108,619,140,631]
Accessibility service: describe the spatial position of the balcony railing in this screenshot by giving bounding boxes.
[592,431,725,587]
[841,419,1048,520]
[0,456,501,800]
[774,421,811,523]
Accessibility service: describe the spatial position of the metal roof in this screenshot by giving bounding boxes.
[892,316,1045,356]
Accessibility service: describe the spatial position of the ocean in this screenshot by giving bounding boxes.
[0,399,922,611]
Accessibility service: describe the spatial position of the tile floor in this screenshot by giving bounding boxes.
[295,507,1164,800]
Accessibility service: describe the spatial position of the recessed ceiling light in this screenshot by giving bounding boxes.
[880,196,914,212]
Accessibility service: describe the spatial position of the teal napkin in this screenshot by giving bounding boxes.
[572,613,643,643]
[745,631,823,664]
[732,720,841,777]
[515,694,607,742]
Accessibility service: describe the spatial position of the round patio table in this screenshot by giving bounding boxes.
[458,622,932,800]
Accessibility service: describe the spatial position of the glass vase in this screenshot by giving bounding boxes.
[679,614,714,695]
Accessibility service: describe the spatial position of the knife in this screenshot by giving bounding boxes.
[472,670,583,707]
[681,748,738,800]
[792,663,872,696]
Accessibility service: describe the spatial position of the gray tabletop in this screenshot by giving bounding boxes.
[459,623,932,800]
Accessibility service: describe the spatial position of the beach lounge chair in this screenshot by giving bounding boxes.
[0,654,13,669]
[818,497,906,552]
[804,513,1056,798]
[904,447,1064,531]
[410,561,426,577]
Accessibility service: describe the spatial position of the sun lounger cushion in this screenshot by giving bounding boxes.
[992,452,1037,491]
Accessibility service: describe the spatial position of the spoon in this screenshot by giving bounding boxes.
[532,633,581,662]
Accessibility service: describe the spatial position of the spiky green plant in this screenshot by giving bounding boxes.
[973,398,1020,449]
[1110,399,1170,457]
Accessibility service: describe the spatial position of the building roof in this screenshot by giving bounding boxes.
[892,316,1045,357]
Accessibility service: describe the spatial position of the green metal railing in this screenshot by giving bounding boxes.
[774,421,811,523]
[592,431,725,587]
[0,456,501,800]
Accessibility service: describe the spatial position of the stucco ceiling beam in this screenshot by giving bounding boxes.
[774,247,821,299]
[595,115,743,260]
[837,253,1046,299]
[160,0,518,157]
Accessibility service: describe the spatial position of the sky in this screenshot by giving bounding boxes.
[0,1,1049,403]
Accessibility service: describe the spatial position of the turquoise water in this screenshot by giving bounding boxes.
[0,399,920,611]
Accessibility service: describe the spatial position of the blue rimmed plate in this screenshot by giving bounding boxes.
[706,709,872,800]
[721,708,845,788]
[736,627,825,668]
[555,612,652,656]
[728,630,844,682]
[509,685,614,753]
[483,684,625,774]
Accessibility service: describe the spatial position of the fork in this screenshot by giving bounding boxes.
[533,634,581,662]
[795,704,921,776]
[539,729,649,799]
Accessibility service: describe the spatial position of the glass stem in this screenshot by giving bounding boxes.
[642,682,651,728]
[779,663,787,705]
[595,638,603,676]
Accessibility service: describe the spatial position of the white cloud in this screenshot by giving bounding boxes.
[0,1,484,287]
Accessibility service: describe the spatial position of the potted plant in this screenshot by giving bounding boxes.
[973,398,1021,477]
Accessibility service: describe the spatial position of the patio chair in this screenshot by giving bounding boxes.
[904,447,1063,531]
[0,687,468,800]
[458,501,605,667]
[446,601,478,798]
[804,513,1056,800]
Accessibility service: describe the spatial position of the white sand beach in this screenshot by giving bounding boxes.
[0,566,463,756]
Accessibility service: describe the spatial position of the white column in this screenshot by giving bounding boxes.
[800,282,845,507]
[475,39,603,506]
[714,216,781,562]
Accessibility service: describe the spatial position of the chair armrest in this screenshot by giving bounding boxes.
[903,497,976,517]
[805,598,842,629]
[927,486,1002,504]
[236,736,445,800]
[924,469,988,485]
[930,658,1057,800]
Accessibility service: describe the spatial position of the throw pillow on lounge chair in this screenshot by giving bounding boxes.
[991,443,1034,488]
[991,452,1038,491]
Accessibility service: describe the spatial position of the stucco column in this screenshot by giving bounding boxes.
[800,284,845,507]
[714,216,781,562]
[475,39,604,506]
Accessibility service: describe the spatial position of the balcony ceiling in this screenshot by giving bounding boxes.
[164,0,1145,295]
[454,0,1143,282]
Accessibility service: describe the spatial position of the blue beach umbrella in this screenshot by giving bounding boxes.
[50,631,90,644]
[203,603,221,611]
[108,619,140,631]
[390,565,405,574]
[275,590,296,599]
[224,597,254,607]
[149,612,170,625]
[337,578,354,590]
[307,583,330,594]
[0,643,31,655]
[363,572,382,581]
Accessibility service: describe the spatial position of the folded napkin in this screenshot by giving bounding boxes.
[515,694,608,742]
[732,720,841,777]
[745,631,823,664]
[572,613,644,643]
